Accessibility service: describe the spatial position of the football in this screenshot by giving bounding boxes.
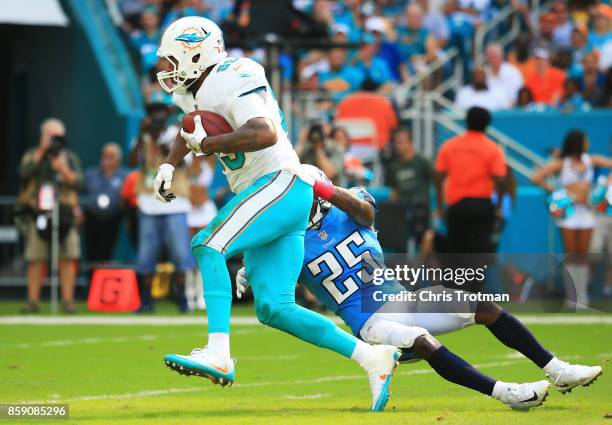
[182,110,233,136]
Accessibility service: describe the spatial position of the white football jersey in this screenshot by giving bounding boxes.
[173,57,302,193]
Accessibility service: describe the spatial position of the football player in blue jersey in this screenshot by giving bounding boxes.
[236,165,603,411]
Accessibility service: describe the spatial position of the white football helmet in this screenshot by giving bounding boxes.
[302,164,332,230]
[156,16,227,94]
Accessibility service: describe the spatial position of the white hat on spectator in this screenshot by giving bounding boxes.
[300,60,330,80]
[533,47,550,60]
[332,23,350,35]
[365,16,386,34]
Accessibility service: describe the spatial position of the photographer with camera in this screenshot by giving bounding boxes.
[296,122,345,186]
[18,118,83,314]
[128,103,193,312]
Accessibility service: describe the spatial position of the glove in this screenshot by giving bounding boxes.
[180,114,207,154]
[153,163,176,203]
[235,266,250,299]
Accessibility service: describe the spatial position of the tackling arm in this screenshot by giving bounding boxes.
[326,186,376,228]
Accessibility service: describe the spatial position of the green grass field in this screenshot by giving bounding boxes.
[1,302,610,425]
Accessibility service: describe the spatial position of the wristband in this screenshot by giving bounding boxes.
[313,179,335,201]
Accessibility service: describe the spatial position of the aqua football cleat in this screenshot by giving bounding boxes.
[164,347,235,386]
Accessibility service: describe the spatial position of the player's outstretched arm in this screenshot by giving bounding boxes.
[315,182,375,228]
[201,117,277,155]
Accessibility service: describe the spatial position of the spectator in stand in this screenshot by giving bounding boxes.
[311,0,334,31]
[435,107,507,254]
[354,34,394,92]
[552,0,573,48]
[161,0,214,29]
[588,5,612,52]
[318,48,365,100]
[416,0,450,46]
[568,25,591,76]
[455,67,508,111]
[128,103,193,312]
[524,48,566,105]
[83,143,128,264]
[364,16,403,82]
[534,12,558,52]
[332,0,362,41]
[577,52,606,105]
[508,34,536,79]
[129,5,162,76]
[557,78,591,112]
[444,0,478,73]
[18,118,83,314]
[384,127,434,250]
[396,3,430,80]
[296,123,345,186]
[413,35,447,87]
[516,86,536,109]
[484,43,524,107]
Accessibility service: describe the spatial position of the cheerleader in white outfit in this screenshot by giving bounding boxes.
[532,130,612,308]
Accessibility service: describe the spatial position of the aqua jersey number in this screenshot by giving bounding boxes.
[220,152,245,171]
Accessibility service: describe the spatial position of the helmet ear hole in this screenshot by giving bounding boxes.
[191,54,201,63]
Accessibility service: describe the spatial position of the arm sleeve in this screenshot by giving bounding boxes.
[226,89,274,129]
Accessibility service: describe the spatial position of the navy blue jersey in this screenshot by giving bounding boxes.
[298,188,404,335]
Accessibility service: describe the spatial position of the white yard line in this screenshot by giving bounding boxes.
[1,314,611,326]
[284,393,331,400]
[5,334,159,349]
[20,358,530,404]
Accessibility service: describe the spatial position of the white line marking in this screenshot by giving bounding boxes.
[284,393,330,400]
[0,316,261,326]
[1,314,610,326]
[19,358,531,404]
[6,334,160,349]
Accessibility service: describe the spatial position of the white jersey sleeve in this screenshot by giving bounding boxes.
[189,57,302,193]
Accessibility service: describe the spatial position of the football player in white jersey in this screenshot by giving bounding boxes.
[152,17,400,411]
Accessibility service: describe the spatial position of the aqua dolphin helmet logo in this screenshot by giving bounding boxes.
[175,26,210,50]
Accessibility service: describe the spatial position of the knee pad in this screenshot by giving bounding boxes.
[392,325,430,348]
[254,298,280,325]
[362,319,429,349]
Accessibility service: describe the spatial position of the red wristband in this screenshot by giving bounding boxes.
[313,179,334,201]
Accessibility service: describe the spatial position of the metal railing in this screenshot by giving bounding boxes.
[474,0,555,66]
[474,4,522,66]
[401,92,546,179]
[394,47,461,109]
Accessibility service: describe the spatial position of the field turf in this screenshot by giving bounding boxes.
[0,302,610,425]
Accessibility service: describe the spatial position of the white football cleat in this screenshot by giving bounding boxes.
[361,345,400,412]
[164,347,235,386]
[546,361,603,393]
[493,380,550,411]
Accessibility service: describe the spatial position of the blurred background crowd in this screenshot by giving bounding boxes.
[1,0,611,314]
